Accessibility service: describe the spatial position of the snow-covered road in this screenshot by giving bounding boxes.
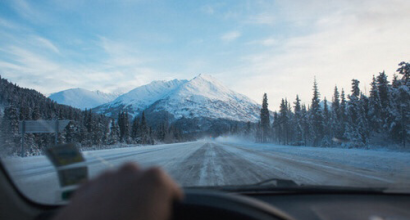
[3,140,410,204]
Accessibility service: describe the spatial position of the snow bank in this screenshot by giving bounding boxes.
[216,138,410,174]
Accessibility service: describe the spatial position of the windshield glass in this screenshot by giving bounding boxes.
[0,0,409,204]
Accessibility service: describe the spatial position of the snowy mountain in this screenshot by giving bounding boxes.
[94,79,188,117]
[49,88,121,110]
[148,75,260,122]
[94,75,261,123]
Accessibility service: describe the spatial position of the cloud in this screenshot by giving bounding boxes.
[0,46,77,93]
[99,37,145,67]
[34,37,60,54]
[6,46,61,73]
[0,17,23,30]
[11,0,45,23]
[1,0,410,111]
[0,38,154,95]
[212,0,410,110]
[247,37,277,47]
[221,31,241,42]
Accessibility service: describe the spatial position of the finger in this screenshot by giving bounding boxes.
[157,168,184,200]
[165,175,184,201]
[144,167,184,200]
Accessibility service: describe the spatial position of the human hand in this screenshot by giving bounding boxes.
[53,163,183,220]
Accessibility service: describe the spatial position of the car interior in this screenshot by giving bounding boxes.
[1,1,409,220]
[2,160,410,220]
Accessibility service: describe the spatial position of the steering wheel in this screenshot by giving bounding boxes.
[35,190,294,220]
[172,189,294,220]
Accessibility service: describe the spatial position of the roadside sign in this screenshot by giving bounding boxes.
[19,120,70,134]
[18,120,71,157]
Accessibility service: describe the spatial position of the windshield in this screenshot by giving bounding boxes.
[0,0,409,204]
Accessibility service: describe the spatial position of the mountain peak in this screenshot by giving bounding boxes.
[94,79,188,117]
[49,88,120,110]
[193,74,219,83]
[92,76,260,123]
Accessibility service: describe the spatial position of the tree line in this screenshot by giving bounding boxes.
[255,61,409,148]
[0,76,183,156]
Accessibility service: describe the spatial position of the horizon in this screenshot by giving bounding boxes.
[0,72,387,112]
[1,0,409,110]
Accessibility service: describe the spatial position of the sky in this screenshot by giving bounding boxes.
[0,0,409,110]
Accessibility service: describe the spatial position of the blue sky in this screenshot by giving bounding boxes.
[1,0,409,110]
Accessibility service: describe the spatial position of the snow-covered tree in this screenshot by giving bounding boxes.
[131,117,140,143]
[330,86,341,144]
[300,104,309,146]
[0,106,19,155]
[338,89,348,140]
[322,97,332,147]
[139,112,149,144]
[309,79,324,146]
[392,62,410,147]
[118,111,130,143]
[292,95,303,145]
[368,76,383,132]
[279,99,290,145]
[108,119,120,145]
[346,79,368,148]
[376,72,392,129]
[260,93,270,143]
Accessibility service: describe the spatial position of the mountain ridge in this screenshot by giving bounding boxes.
[49,88,121,110]
[94,74,261,123]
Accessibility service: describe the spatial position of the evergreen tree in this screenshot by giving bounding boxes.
[260,93,270,143]
[331,86,341,143]
[260,61,408,148]
[84,109,91,132]
[279,99,290,145]
[397,61,410,86]
[332,86,340,111]
[368,76,383,132]
[140,112,149,144]
[309,78,324,146]
[0,106,19,155]
[393,62,410,147]
[65,121,79,144]
[156,121,167,142]
[338,89,348,140]
[32,105,41,120]
[322,97,332,146]
[272,112,280,143]
[118,111,130,143]
[300,104,309,146]
[92,115,104,146]
[108,119,120,145]
[131,117,140,142]
[19,106,30,121]
[293,95,303,145]
[346,79,368,147]
[376,71,392,129]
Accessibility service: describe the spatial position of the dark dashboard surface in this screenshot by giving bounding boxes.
[245,192,410,220]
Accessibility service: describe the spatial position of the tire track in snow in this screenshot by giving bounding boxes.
[217,142,397,187]
[168,142,283,186]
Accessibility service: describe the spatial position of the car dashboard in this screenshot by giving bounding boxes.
[246,192,410,220]
[1,161,410,220]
